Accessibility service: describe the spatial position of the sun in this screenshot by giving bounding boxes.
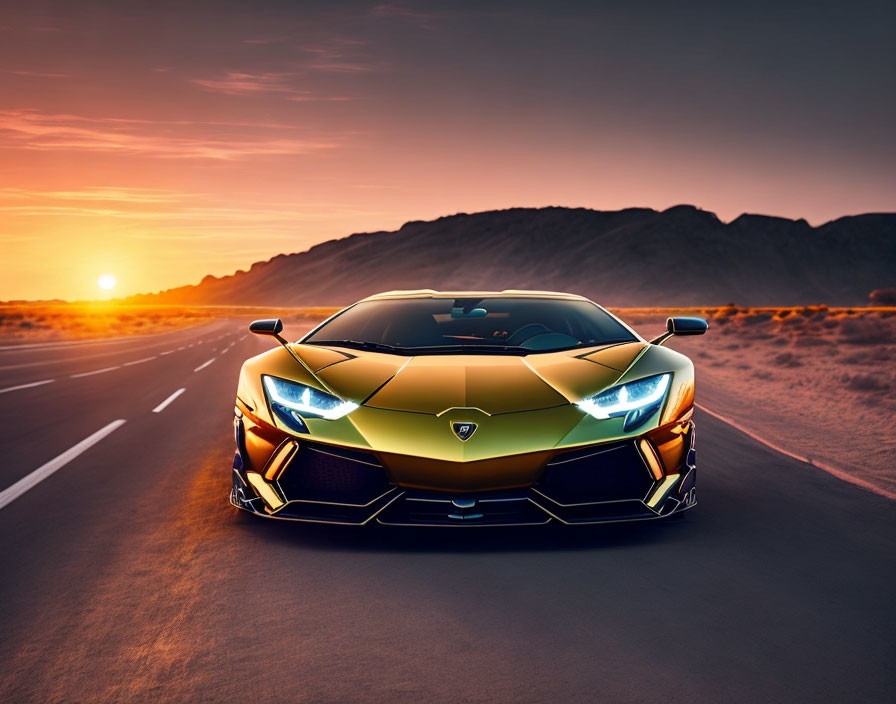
[97,274,118,291]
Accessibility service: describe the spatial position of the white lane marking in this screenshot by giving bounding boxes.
[0,420,127,511]
[696,403,896,501]
[159,350,173,356]
[123,356,156,366]
[71,366,119,378]
[177,346,186,351]
[0,378,55,395]
[194,358,215,372]
[153,388,186,413]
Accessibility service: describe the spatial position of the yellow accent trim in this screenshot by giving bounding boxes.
[638,438,664,481]
[264,441,298,480]
[247,471,285,510]
[646,473,680,509]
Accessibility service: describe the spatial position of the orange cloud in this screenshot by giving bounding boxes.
[0,109,338,159]
[191,72,301,95]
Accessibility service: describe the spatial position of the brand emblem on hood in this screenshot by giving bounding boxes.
[451,422,477,441]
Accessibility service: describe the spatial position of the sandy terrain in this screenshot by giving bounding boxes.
[623,307,896,497]
[0,304,338,345]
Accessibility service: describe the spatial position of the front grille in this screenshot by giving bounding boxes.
[377,490,549,526]
[276,442,391,505]
[536,441,654,505]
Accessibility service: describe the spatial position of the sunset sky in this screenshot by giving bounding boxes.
[2,0,894,300]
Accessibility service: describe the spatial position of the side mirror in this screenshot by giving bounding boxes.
[248,317,321,380]
[667,317,708,336]
[650,317,707,345]
[249,318,284,337]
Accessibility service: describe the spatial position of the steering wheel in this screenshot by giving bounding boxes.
[506,323,553,346]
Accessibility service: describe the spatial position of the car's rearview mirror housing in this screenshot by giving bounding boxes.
[667,317,708,336]
[650,317,708,346]
[248,318,284,337]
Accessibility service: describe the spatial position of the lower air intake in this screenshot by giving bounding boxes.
[276,442,391,506]
[536,441,654,505]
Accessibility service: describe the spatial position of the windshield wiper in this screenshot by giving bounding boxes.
[306,339,403,353]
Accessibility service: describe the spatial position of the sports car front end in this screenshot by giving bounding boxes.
[230,291,706,526]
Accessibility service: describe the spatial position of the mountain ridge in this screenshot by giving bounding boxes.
[128,205,896,306]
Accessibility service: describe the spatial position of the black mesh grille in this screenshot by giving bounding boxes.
[537,441,654,505]
[277,442,391,505]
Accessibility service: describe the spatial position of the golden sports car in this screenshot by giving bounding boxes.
[231,290,707,525]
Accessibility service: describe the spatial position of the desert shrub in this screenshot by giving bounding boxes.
[716,305,739,317]
[841,349,891,364]
[779,316,806,328]
[798,305,828,317]
[774,309,793,319]
[772,352,803,367]
[752,370,774,380]
[793,336,833,347]
[839,317,895,345]
[739,313,772,325]
[842,373,891,393]
[869,288,896,306]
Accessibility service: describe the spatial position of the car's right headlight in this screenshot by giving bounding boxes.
[263,375,358,432]
[576,373,671,426]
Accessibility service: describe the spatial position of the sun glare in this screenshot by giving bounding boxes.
[97,274,118,291]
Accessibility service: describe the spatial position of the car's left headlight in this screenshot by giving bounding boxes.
[263,375,359,424]
[576,373,671,422]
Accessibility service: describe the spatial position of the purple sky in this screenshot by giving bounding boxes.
[1,0,894,299]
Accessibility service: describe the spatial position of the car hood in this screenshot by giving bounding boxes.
[299,341,646,415]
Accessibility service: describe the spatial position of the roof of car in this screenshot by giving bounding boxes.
[360,289,591,302]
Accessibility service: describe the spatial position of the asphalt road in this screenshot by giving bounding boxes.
[0,321,893,704]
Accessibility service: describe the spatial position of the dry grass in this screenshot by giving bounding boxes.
[0,303,341,344]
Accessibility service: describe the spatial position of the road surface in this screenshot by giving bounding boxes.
[0,320,893,703]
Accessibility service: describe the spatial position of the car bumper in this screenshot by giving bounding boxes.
[230,421,697,526]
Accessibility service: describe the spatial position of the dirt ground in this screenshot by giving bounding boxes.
[622,306,896,497]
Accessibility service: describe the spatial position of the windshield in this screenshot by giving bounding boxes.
[302,297,638,354]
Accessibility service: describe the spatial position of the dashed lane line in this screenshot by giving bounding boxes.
[70,366,120,378]
[194,358,215,372]
[123,356,157,366]
[0,379,55,395]
[0,420,127,511]
[153,388,186,413]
